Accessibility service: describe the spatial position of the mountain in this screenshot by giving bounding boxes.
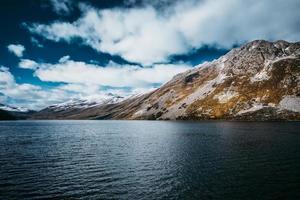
[0,103,30,112]
[33,40,300,120]
[0,103,35,120]
[32,94,125,119]
[0,109,16,120]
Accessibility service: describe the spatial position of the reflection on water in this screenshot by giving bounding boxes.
[0,120,299,199]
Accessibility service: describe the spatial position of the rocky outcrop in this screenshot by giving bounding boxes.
[33,40,300,120]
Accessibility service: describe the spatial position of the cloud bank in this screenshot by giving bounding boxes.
[1,56,190,109]
[27,0,300,65]
[0,66,66,109]
[0,66,143,110]
[24,56,192,88]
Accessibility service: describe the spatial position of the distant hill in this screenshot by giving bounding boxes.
[0,103,35,120]
[0,109,15,120]
[32,94,125,119]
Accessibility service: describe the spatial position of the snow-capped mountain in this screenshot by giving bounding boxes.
[32,94,125,119]
[47,94,124,112]
[0,103,30,112]
[33,40,300,120]
[125,40,300,120]
[0,103,35,120]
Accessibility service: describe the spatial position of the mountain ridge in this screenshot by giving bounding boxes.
[25,40,300,120]
[0,109,16,120]
[0,103,36,120]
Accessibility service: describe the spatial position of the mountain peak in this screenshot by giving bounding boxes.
[129,40,300,120]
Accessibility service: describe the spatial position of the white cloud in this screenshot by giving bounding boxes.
[19,59,38,70]
[27,0,300,65]
[58,83,100,94]
[32,58,192,87]
[0,67,70,110]
[7,44,25,57]
[0,93,7,103]
[50,0,72,15]
[57,83,134,99]
[0,67,14,85]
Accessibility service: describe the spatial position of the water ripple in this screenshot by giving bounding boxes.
[0,120,299,199]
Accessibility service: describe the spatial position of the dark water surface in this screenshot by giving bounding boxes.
[0,120,299,200]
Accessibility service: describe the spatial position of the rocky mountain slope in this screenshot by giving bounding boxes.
[33,40,300,120]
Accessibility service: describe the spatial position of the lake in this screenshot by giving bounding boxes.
[0,120,299,199]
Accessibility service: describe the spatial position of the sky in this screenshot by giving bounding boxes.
[0,0,299,110]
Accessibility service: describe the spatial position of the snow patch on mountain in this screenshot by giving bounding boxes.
[236,103,265,115]
[250,69,270,83]
[186,71,228,103]
[279,95,300,112]
[161,67,229,119]
[48,94,124,112]
[273,56,298,64]
[133,108,147,117]
[214,91,238,103]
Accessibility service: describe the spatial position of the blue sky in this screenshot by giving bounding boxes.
[0,0,299,110]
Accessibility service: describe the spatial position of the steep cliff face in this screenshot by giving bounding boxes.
[33,40,300,120]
